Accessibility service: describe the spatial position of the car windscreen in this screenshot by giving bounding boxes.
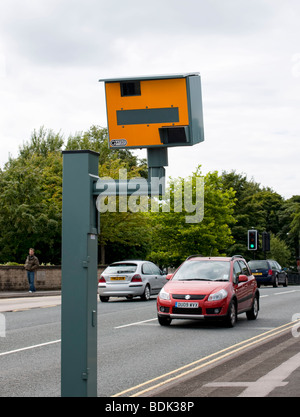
[172,261,230,282]
[104,263,137,274]
[248,260,268,270]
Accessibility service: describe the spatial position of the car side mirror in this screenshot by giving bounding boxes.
[238,274,248,283]
[166,274,173,280]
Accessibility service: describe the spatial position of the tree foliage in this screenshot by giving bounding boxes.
[148,167,236,267]
[0,127,299,270]
[221,171,298,266]
[0,126,148,264]
[65,126,149,264]
[269,234,292,267]
[0,129,63,263]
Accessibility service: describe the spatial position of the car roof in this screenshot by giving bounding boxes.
[110,260,148,264]
[187,256,233,262]
[248,259,274,262]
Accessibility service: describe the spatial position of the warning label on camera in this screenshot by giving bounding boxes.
[110,139,127,147]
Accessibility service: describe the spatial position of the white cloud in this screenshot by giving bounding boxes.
[0,0,299,198]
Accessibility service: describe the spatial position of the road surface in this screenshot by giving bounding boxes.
[0,286,299,397]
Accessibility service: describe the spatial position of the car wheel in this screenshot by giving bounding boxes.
[100,296,109,302]
[246,295,259,320]
[283,276,288,287]
[141,284,151,301]
[273,275,279,288]
[158,315,172,326]
[224,300,237,328]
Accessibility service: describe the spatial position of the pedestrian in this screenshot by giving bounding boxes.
[24,248,39,293]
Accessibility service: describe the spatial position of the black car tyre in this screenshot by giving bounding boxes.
[224,300,237,328]
[283,276,288,287]
[141,284,151,301]
[158,315,172,326]
[100,296,109,302]
[273,275,279,288]
[246,295,259,320]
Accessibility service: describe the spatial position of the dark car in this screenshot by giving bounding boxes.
[248,259,288,288]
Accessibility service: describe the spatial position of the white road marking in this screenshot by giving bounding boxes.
[274,290,296,296]
[204,352,300,397]
[114,318,157,329]
[0,339,61,357]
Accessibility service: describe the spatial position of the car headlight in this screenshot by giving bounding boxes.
[208,289,228,301]
[159,288,170,300]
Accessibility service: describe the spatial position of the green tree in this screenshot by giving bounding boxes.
[221,171,261,258]
[0,125,149,264]
[290,202,300,263]
[65,125,147,177]
[66,127,150,264]
[149,167,236,267]
[221,171,287,261]
[269,234,292,267]
[95,158,152,264]
[0,151,62,263]
[278,196,300,263]
[19,126,64,159]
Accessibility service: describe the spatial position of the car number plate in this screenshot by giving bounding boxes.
[254,273,262,276]
[110,276,126,281]
[175,302,199,308]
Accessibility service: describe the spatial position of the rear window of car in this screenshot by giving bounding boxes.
[248,260,268,270]
[105,263,137,274]
[173,260,230,282]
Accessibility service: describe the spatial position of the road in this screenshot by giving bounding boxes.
[0,286,300,397]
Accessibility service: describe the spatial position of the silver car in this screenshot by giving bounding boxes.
[98,260,167,302]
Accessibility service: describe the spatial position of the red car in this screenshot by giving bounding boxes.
[157,255,259,327]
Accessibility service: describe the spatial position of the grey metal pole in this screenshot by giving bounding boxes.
[61,150,99,397]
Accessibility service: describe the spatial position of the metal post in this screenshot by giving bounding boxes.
[61,150,99,397]
[147,148,168,196]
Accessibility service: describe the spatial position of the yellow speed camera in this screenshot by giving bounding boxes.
[99,73,204,149]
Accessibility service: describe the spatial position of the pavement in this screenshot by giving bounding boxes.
[0,290,61,299]
[0,290,61,313]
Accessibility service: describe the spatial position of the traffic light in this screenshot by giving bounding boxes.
[248,230,258,250]
[262,232,270,252]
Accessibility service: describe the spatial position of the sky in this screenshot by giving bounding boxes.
[0,0,299,199]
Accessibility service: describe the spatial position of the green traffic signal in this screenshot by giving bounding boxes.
[248,230,258,250]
